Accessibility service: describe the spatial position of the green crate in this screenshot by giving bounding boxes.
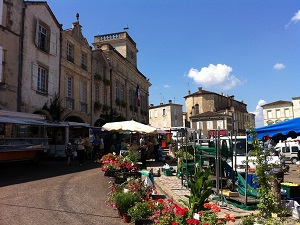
[281,184,300,198]
[164,169,174,176]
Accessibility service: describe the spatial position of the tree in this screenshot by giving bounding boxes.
[42,93,69,122]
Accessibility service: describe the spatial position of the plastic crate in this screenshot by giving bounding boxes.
[164,169,174,176]
[281,184,300,198]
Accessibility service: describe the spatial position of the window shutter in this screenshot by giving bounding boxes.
[35,20,39,47]
[0,0,3,25]
[50,30,57,56]
[48,71,55,96]
[31,62,38,90]
[0,46,3,82]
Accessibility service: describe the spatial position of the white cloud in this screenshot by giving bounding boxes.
[273,63,286,70]
[163,84,171,88]
[285,10,300,28]
[250,99,267,128]
[187,64,241,90]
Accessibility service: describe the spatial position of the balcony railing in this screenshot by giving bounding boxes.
[80,102,87,113]
[66,97,74,110]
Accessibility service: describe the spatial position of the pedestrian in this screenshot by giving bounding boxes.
[120,138,128,150]
[85,135,92,160]
[65,142,73,165]
[152,135,159,161]
[76,135,86,166]
[93,134,103,162]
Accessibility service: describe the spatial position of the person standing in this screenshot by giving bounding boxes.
[85,135,92,160]
[92,134,102,162]
[76,135,86,166]
[152,135,159,161]
[65,142,73,165]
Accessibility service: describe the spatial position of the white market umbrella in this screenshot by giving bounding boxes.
[102,120,156,134]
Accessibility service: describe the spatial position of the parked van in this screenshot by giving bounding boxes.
[274,139,300,164]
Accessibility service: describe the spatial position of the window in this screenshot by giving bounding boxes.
[115,81,119,100]
[195,104,199,115]
[66,76,74,109]
[81,53,87,70]
[207,121,213,130]
[149,111,152,118]
[37,66,47,93]
[35,20,57,55]
[162,108,166,116]
[67,42,74,63]
[291,146,299,153]
[32,63,48,94]
[285,109,290,118]
[80,81,87,113]
[267,110,272,119]
[197,121,203,130]
[217,120,223,129]
[37,23,48,52]
[276,109,281,118]
[103,88,107,105]
[154,110,158,118]
[120,84,124,101]
[95,85,99,102]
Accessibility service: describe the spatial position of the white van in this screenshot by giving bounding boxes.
[274,140,300,164]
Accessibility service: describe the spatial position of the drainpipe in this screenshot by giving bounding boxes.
[17,4,26,112]
[58,24,62,97]
[90,48,93,125]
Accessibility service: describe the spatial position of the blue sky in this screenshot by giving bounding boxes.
[45,0,300,127]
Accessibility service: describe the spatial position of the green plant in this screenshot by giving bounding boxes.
[175,149,194,160]
[114,191,141,215]
[240,215,255,225]
[179,168,213,218]
[127,201,153,222]
[248,129,283,218]
[94,101,102,110]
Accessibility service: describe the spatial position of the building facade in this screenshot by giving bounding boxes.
[0,0,23,111]
[60,14,92,123]
[184,87,255,137]
[0,1,151,126]
[21,1,61,113]
[262,100,295,126]
[92,32,151,126]
[149,100,183,130]
[292,97,300,119]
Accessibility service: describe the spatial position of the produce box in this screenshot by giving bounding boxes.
[281,183,300,198]
[220,189,239,197]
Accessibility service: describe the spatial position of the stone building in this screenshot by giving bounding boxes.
[60,14,92,123]
[92,32,151,126]
[149,100,183,130]
[21,1,61,113]
[184,87,255,137]
[292,97,300,119]
[0,0,23,111]
[262,100,295,126]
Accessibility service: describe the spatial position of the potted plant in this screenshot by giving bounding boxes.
[127,201,153,224]
[113,191,141,220]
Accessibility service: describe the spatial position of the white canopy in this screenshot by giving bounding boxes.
[102,120,156,133]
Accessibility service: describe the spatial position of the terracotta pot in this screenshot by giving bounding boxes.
[122,214,131,223]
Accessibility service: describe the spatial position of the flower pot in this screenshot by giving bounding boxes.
[123,214,131,223]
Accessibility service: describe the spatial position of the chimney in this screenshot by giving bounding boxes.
[198,87,202,93]
[150,104,154,107]
[160,103,163,105]
[188,90,191,95]
[168,100,172,104]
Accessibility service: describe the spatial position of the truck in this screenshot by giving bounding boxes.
[274,137,300,164]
